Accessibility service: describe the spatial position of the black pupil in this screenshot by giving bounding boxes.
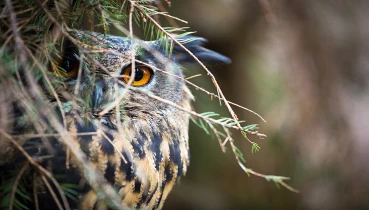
[60,51,78,73]
[133,68,144,81]
[61,58,74,72]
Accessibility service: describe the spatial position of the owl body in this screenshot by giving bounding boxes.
[0,31,230,209]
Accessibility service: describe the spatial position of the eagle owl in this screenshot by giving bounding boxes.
[0,31,230,209]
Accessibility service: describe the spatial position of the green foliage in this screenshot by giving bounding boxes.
[251,142,261,153]
[191,111,262,145]
[0,168,31,210]
[191,112,295,192]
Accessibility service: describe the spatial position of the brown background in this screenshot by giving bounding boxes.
[158,0,369,209]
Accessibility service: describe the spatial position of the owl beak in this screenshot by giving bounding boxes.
[91,81,104,109]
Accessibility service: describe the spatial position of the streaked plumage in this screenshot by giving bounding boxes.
[0,31,230,209]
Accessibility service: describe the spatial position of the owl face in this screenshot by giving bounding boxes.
[53,31,193,127]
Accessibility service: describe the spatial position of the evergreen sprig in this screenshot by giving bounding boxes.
[191,112,297,192]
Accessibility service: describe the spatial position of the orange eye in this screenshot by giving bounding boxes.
[51,54,79,78]
[121,65,153,86]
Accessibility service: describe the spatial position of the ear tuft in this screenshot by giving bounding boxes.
[155,36,231,65]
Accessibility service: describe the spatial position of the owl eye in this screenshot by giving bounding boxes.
[121,65,153,86]
[51,52,80,78]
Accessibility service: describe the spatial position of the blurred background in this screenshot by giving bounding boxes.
[160,0,369,209]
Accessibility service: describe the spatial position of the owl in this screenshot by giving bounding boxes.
[0,31,230,209]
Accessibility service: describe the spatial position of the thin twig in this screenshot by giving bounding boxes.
[228,138,299,193]
[185,74,202,80]
[100,130,128,164]
[33,172,40,210]
[153,0,185,27]
[9,162,29,210]
[40,174,64,210]
[12,132,99,139]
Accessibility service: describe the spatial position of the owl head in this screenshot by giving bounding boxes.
[51,31,230,128]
